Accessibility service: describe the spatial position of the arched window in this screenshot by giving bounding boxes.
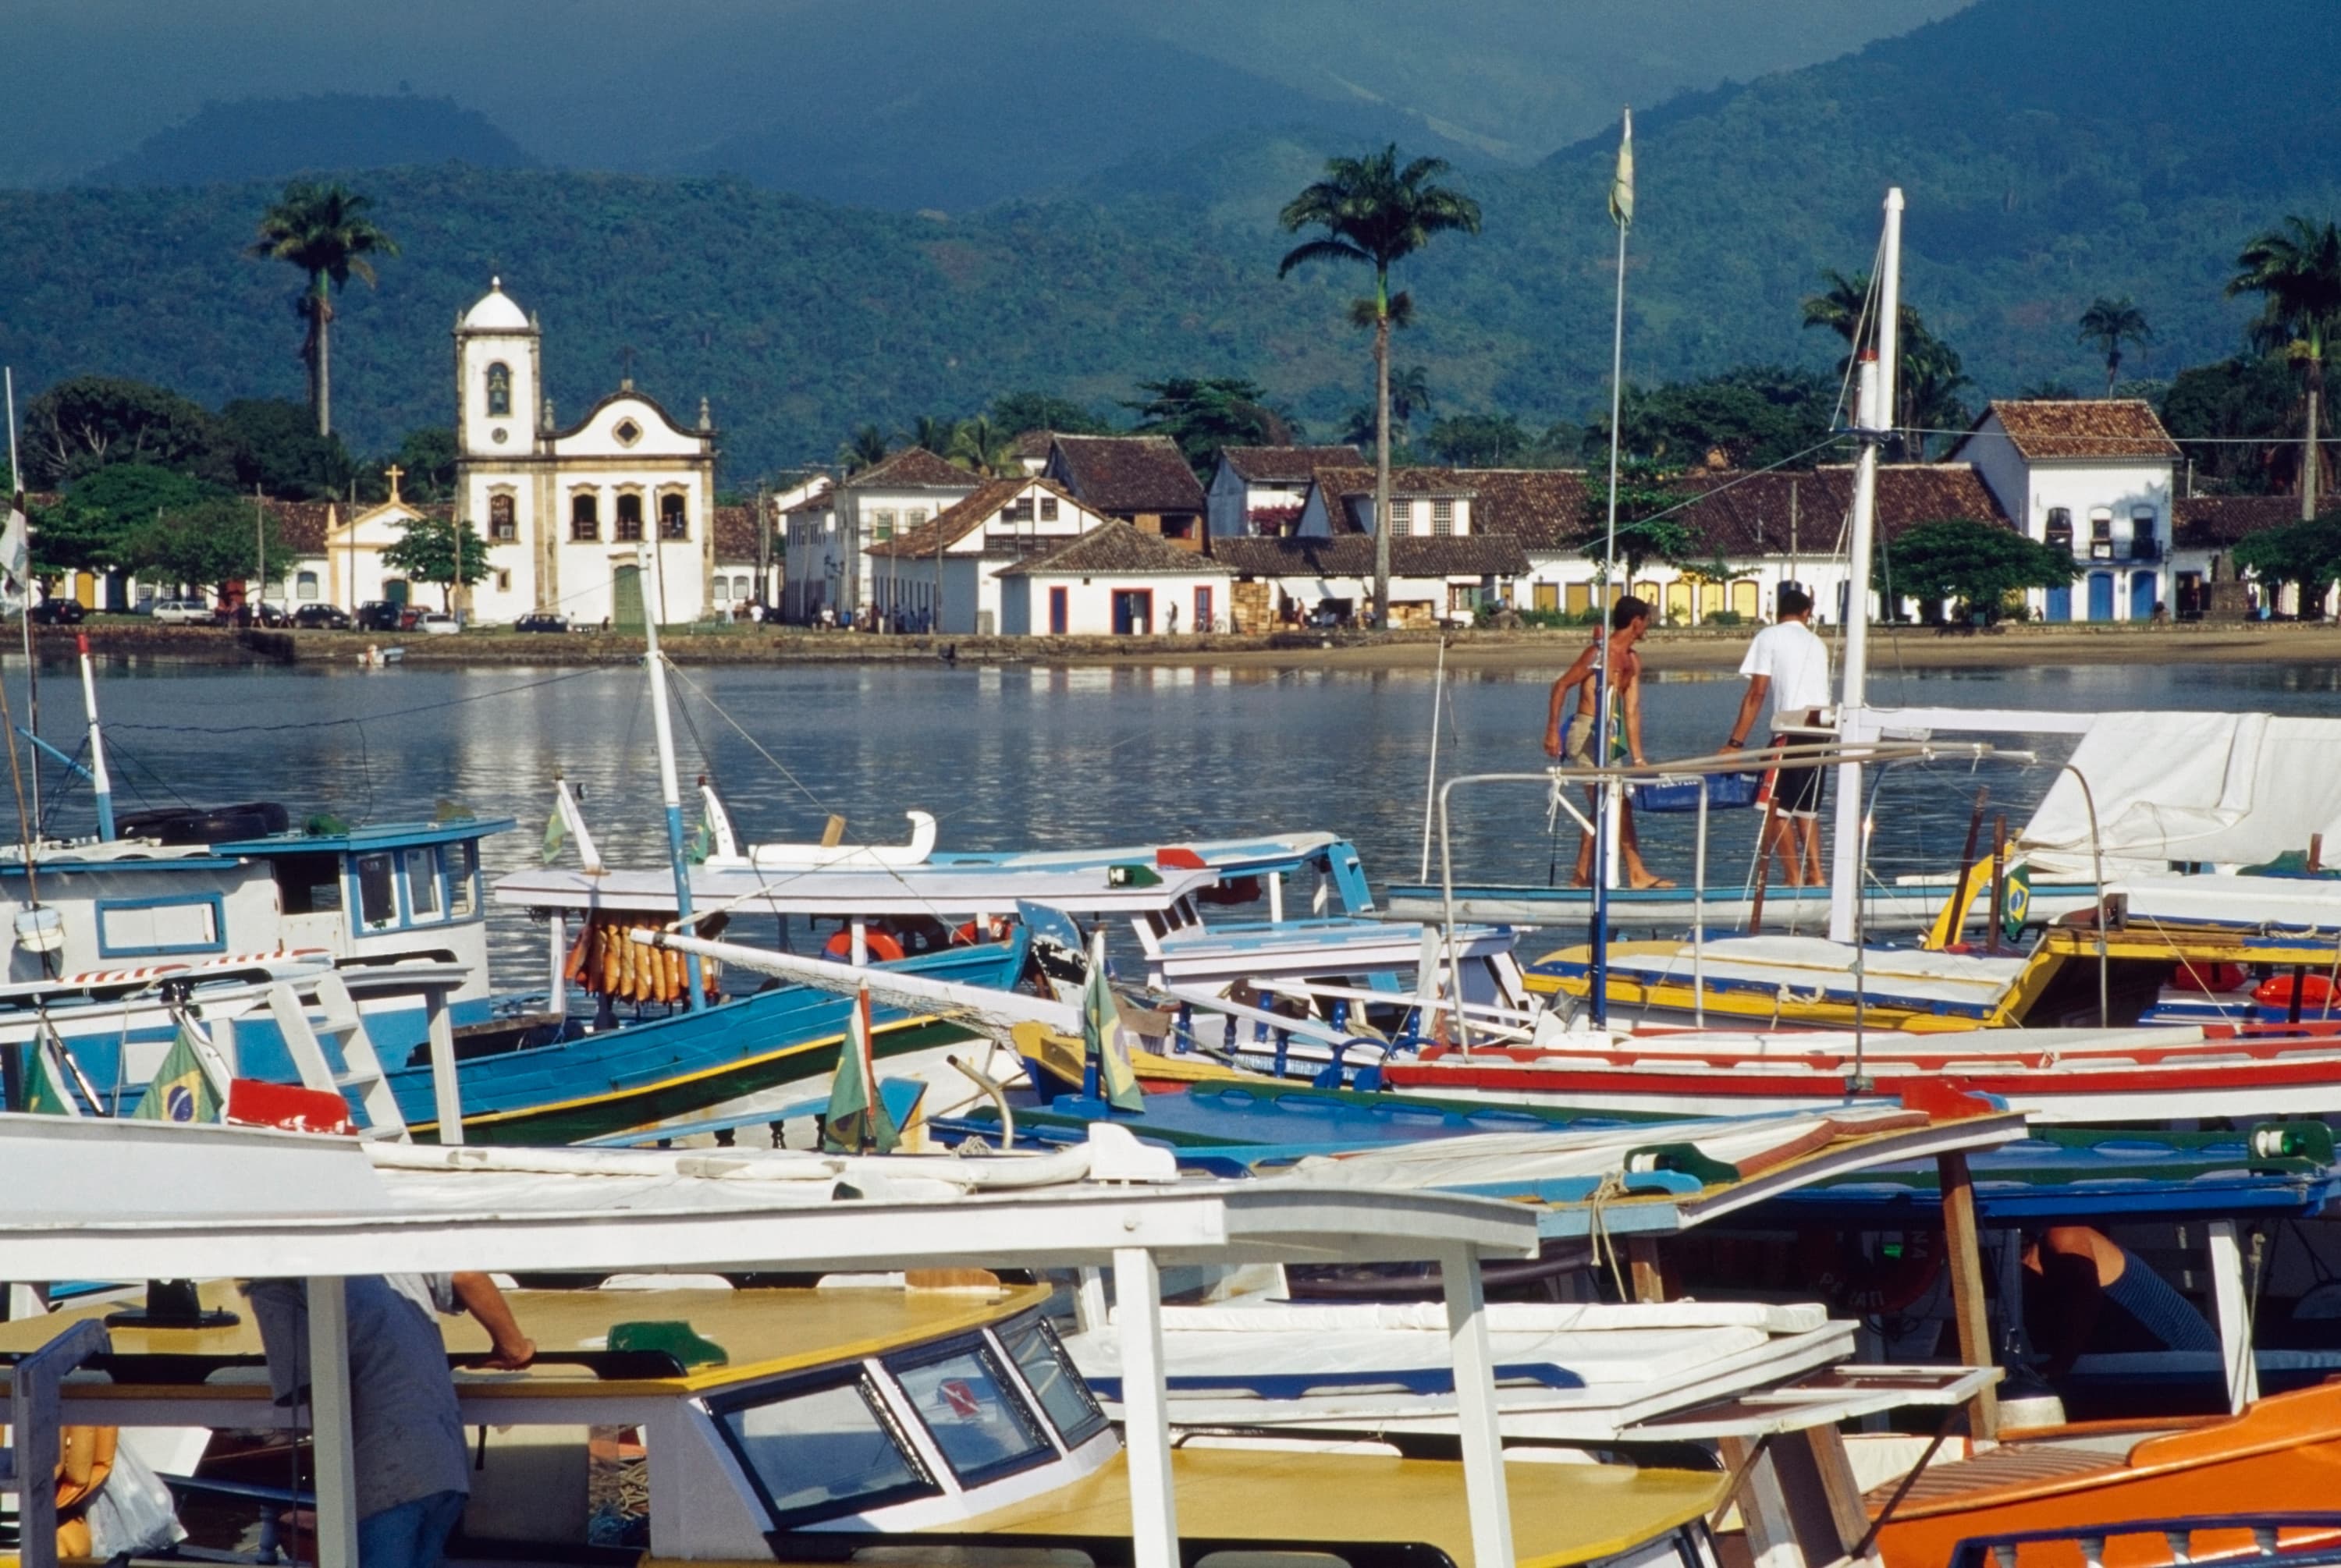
[616,493,645,542]
[486,363,512,417]
[659,493,688,540]
[488,494,517,541]
[570,492,599,541]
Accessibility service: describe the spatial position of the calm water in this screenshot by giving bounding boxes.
[8,655,2339,984]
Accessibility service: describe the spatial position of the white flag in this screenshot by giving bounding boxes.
[0,491,27,593]
[1608,108,1635,231]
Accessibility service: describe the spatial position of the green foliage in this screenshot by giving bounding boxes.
[946,415,1018,477]
[837,424,890,473]
[1122,376,1295,474]
[249,179,399,435]
[989,391,1114,438]
[41,464,219,572]
[2077,297,2154,397]
[1875,517,2079,623]
[220,398,353,498]
[2232,513,2341,618]
[381,514,496,611]
[1426,412,1527,466]
[1579,459,1696,582]
[1589,364,1842,470]
[2229,218,2341,368]
[126,495,281,591]
[2164,354,2301,495]
[20,376,234,488]
[382,427,459,502]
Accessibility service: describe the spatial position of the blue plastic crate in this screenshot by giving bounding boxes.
[1630,772,1761,813]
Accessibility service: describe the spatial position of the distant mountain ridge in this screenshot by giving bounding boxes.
[80,94,535,190]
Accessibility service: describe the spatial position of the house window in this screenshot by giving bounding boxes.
[486,362,511,417]
[1160,514,1195,540]
[1433,498,1454,537]
[872,509,897,543]
[2131,506,2158,560]
[2090,509,2114,559]
[616,492,645,542]
[1039,497,1059,522]
[494,569,510,591]
[295,570,320,601]
[904,509,927,529]
[571,493,600,541]
[1004,498,1035,524]
[488,494,516,541]
[661,494,688,539]
[2044,508,2073,551]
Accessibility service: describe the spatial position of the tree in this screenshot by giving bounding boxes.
[988,391,1113,438]
[1346,365,1435,446]
[2076,296,2154,399]
[45,464,218,576]
[837,424,890,473]
[19,376,233,488]
[2163,354,2300,495]
[947,415,1018,477]
[1875,517,2080,623]
[248,179,399,438]
[219,398,353,499]
[1577,460,1696,584]
[1121,376,1295,474]
[125,496,281,595]
[380,427,459,502]
[382,514,496,612]
[2227,217,2341,520]
[901,414,960,456]
[2231,513,2341,619]
[1588,365,1840,471]
[1426,412,1528,466]
[1798,268,1968,453]
[1279,144,1482,628]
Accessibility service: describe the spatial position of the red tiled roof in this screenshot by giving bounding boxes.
[712,503,768,562]
[1222,445,1364,483]
[1643,464,2012,558]
[1046,435,1207,514]
[270,499,338,554]
[1311,466,1479,528]
[1457,468,1589,550]
[865,477,1090,559]
[996,518,1229,577]
[843,446,980,491]
[1213,534,1532,578]
[2174,494,2300,549]
[1972,400,2180,462]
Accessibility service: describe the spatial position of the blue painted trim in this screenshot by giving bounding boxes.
[94,892,229,958]
[213,818,515,856]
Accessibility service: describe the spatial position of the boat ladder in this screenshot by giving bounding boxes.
[269,974,408,1139]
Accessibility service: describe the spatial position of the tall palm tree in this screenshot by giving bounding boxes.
[902,414,959,456]
[1389,364,1433,432]
[247,180,398,437]
[837,424,890,474]
[1278,146,1481,628]
[2228,217,2341,519]
[2076,296,2153,398]
[948,415,1018,477]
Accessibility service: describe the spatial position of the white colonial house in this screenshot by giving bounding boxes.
[1951,399,2176,623]
[1205,445,1361,538]
[996,520,1234,636]
[864,476,1114,634]
[783,448,976,626]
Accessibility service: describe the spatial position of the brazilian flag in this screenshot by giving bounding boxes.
[131,1025,220,1124]
[1084,933,1144,1114]
[823,989,899,1155]
[2002,865,2034,942]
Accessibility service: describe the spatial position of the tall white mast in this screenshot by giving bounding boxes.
[639,542,705,1006]
[1828,186,1902,944]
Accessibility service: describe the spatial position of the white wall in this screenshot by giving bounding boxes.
[1003,573,1231,636]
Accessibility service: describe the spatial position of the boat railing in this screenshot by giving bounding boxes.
[1945,1513,2341,1568]
[1433,740,2033,1049]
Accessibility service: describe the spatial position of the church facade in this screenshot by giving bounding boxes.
[451,278,719,626]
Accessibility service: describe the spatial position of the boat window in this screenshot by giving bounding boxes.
[273,852,343,916]
[355,853,397,928]
[885,1338,1052,1485]
[716,1374,936,1527]
[404,848,442,922]
[996,1314,1107,1448]
[443,841,477,917]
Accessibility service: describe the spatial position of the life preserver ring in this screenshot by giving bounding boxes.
[952,916,1010,945]
[1798,1229,1941,1315]
[826,929,905,963]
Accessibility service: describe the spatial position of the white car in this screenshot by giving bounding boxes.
[416,612,460,636]
[148,598,214,624]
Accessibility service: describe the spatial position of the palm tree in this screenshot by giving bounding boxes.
[1898,325,1976,459]
[1799,269,1874,360]
[247,181,398,438]
[2228,217,2341,519]
[2076,296,2153,398]
[948,415,1018,477]
[1278,146,1481,628]
[837,424,890,474]
[902,414,959,456]
[1389,364,1433,432]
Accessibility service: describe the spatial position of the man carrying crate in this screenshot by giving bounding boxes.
[1722,585,1833,886]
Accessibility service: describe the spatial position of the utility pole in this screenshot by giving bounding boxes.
[254,484,268,622]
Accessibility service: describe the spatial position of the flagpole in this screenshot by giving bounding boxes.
[1589,108,1632,1026]
[5,370,37,839]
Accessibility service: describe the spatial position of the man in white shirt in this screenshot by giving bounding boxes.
[1723,586,1834,886]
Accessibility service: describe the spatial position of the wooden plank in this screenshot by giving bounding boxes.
[1718,1433,1806,1568]
[1628,1236,1668,1303]
[1936,1151,1999,1440]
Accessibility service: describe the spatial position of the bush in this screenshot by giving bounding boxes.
[1706,608,1743,627]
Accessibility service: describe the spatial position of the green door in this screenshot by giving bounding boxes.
[613,564,645,633]
[384,579,410,607]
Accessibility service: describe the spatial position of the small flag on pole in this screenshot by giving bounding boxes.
[132,1018,222,1124]
[0,491,28,595]
[1607,108,1635,231]
[542,804,566,864]
[825,987,900,1154]
[2002,865,2034,942]
[1084,929,1144,1113]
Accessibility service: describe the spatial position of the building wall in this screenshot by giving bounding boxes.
[1002,573,1231,636]
[1206,463,1249,538]
[2012,462,2171,623]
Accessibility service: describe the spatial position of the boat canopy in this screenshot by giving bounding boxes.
[493,862,1222,920]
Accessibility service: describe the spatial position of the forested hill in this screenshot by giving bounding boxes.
[5,0,2337,475]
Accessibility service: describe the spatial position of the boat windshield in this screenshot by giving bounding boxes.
[716,1373,936,1527]
[996,1312,1107,1447]
[885,1337,1053,1485]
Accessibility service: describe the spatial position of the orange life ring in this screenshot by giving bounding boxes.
[826,928,905,963]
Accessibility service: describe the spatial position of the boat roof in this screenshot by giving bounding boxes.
[0,839,249,875]
[929,832,1348,879]
[0,1114,1542,1281]
[494,861,1220,918]
[214,817,515,855]
[1155,916,1512,962]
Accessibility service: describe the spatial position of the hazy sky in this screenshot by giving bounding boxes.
[2,0,1970,188]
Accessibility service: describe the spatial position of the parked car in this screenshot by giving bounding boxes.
[354,601,415,632]
[292,604,353,630]
[149,598,214,625]
[415,612,460,636]
[513,612,571,633]
[27,599,85,626]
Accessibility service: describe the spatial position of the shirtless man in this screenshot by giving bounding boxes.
[1543,595,1671,889]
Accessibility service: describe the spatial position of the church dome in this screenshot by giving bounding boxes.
[461,277,531,333]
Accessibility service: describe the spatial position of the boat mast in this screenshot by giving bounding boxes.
[1828,186,1902,944]
[638,542,705,1007]
[76,634,113,840]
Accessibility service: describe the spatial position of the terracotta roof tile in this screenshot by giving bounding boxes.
[1221,445,1364,483]
[1214,534,1531,578]
[1973,399,2180,461]
[268,499,338,554]
[1046,435,1207,513]
[1311,466,1479,530]
[712,503,766,562]
[865,477,1090,559]
[1456,468,1589,549]
[2174,493,2300,549]
[1650,464,2012,557]
[996,518,1230,577]
[842,446,981,491]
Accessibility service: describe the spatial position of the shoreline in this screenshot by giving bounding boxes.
[35,619,2341,674]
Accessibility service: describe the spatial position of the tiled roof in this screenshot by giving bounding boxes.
[1222,445,1364,483]
[1312,466,1478,526]
[712,503,764,562]
[1457,468,1589,549]
[865,477,1088,559]
[2174,494,2300,549]
[268,499,339,554]
[1974,400,2180,462]
[1012,430,1057,460]
[1600,463,2013,559]
[1213,534,1532,578]
[842,446,980,491]
[996,518,1230,577]
[1047,435,1207,513]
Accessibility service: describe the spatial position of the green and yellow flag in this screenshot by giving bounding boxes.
[1084,930,1144,1113]
[2002,865,2034,942]
[132,1020,220,1124]
[542,804,566,865]
[1608,108,1635,230]
[824,988,900,1154]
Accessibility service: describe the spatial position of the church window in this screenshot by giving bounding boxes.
[616,493,645,542]
[486,363,512,417]
[660,494,688,540]
[296,571,320,601]
[488,495,517,541]
[571,493,600,541]
[614,420,642,447]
